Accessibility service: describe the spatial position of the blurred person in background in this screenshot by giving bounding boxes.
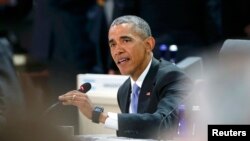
[0,0,41,114]
[28,0,99,134]
[0,110,72,141]
[192,39,250,140]
[211,39,250,123]
[0,39,25,118]
[0,0,31,128]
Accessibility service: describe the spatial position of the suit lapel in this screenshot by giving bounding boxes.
[137,58,160,113]
[120,79,131,113]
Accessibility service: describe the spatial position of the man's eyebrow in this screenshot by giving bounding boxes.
[120,36,132,39]
[109,36,132,43]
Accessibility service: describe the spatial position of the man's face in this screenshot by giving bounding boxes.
[108,23,154,79]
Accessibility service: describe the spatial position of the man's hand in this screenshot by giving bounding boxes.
[58,90,93,120]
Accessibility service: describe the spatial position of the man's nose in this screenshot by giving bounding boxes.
[114,45,124,55]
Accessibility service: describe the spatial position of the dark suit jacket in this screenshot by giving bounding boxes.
[116,58,192,139]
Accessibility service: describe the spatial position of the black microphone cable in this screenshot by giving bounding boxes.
[43,82,91,116]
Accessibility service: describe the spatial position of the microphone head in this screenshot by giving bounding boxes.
[79,82,91,93]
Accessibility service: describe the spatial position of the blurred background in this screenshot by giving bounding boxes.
[0,0,250,138]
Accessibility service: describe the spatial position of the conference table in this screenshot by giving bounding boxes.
[73,134,201,141]
[73,134,202,141]
[74,134,158,141]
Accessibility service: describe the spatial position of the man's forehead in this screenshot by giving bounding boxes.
[109,23,134,33]
[108,23,140,39]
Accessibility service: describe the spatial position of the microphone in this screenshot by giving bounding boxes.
[78,82,91,93]
[43,82,92,115]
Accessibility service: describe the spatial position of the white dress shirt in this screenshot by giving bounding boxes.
[104,59,152,130]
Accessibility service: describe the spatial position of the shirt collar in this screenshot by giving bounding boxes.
[130,59,152,88]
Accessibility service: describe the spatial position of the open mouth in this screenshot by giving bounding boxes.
[117,57,130,64]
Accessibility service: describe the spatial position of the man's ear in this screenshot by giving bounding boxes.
[145,36,155,53]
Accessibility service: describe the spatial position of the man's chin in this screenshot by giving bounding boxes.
[118,69,131,76]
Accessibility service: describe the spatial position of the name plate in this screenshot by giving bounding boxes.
[77,74,128,94]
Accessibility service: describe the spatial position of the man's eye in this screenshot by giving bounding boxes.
[109,43,115,48]
[123,39,131,43]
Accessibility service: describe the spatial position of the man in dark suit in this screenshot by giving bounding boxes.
[59,15,192,139]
